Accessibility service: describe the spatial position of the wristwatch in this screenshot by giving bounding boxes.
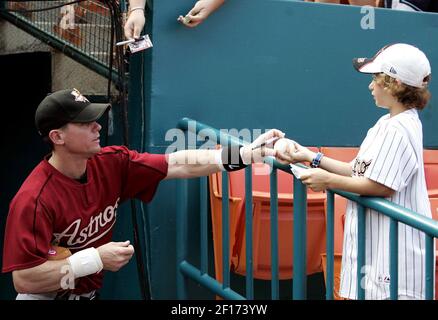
[311,152,324,168]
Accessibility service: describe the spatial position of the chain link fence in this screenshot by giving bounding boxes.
[6,1,124,71]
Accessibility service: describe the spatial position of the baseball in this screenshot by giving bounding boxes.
[274,138,295,155]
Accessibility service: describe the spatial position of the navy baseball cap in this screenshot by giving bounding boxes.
[35,88,111,136]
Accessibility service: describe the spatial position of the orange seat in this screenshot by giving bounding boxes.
[320,146,359,163]
[429,198,438,300]
[321,253,346,300]
[423,150,438,299]
[424,150,438,199]
[208,172,244,284]
[324,195,347,254]
[235,185,326,279]
[321,195,347,299]
[209,145,328,280]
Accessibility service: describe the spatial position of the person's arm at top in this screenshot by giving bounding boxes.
[124,0,146,39]
[12,242,134,293]
[165,129,289,179]
[178,0,225,28]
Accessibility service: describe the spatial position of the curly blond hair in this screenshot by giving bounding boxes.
[373,73,431,110]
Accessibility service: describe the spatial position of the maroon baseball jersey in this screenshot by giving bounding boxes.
[2,146,168,294]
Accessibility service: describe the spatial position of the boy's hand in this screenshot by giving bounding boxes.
[273,139,316,164]
[299,168,332,192]
[273,138,296,164]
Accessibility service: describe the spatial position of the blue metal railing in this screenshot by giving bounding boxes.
[245,166,254,299]
[326,189,438,300]
[176,117,438,300]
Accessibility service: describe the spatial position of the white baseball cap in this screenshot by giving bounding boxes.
[353,43,431,88]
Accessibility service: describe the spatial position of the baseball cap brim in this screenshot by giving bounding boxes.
[352,44,395,75]
[352,57,382,74]
[71,102,111,123]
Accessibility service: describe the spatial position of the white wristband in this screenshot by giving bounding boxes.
[67,248,103,279]
[240,145,252,165]
[214,149,226,171]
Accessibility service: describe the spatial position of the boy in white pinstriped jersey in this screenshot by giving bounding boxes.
[279,43,433,299]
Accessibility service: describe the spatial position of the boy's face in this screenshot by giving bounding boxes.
[369,75,394,109]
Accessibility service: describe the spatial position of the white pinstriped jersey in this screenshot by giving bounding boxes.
[339,108,432,300]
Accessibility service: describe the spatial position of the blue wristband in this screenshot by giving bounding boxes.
[311,152,324,168]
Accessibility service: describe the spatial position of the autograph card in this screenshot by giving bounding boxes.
[128,34,153,53]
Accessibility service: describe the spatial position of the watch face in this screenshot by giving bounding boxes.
[312,152,323,168]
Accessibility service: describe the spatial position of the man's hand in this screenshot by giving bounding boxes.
[273,138,296,164]
[240,129,286,164]
[97,241,135,272]
[299,168,332,192]
[177,0,225,28]
[124,9,145,39]
[271,139,316,165]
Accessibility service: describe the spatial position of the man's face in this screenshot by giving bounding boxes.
[60,121,102,156]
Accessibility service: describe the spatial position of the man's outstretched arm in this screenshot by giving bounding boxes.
[165,129,287,179]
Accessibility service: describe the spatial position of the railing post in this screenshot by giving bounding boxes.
[357,204,366,300]
[293,177,307,300]
[177,119,438,301]
[176,179,188,299]
[200,177,208,274]
[326,191,335,300]
[222,171,230,289]
[245,166,254,299]
[389,218,398,300]
[270,167,279,299]
[425,234,434,300]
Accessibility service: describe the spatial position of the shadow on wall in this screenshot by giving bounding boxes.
[0,52,51,299]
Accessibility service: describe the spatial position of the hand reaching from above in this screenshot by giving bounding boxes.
[177,0,225,28]
[124,9,145,39]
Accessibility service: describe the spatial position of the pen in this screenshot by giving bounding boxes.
[251,136,281,150]
[116,38,136,46]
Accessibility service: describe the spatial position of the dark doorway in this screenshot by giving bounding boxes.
[0,52,51,299]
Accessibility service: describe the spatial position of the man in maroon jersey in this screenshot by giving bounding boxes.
[2,88,286,300]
